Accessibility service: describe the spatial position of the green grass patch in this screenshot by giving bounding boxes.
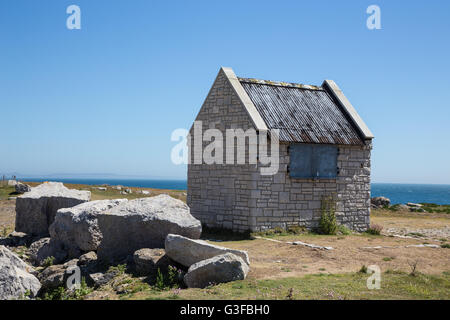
[0,185,17,200]
[123,272,450,300]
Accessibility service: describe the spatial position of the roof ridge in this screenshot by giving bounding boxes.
[238,77,323,91]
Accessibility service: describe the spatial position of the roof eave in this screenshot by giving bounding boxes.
[322,80,374,140]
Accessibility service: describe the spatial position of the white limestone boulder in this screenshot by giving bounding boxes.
[49,199,127,255]
[0,245,41,299]
[15,182,91,236]
[95,195,202,263]
[183,253,249,288]
[165,234,250,267]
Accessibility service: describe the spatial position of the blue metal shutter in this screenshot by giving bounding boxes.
[312,145,337,178]
[289,144,337,178]
[289,144,313,178]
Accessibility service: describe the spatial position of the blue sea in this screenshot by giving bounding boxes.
[371,183,450,205]
[19,178,450,205]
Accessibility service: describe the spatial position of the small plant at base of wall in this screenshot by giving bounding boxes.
[318,195,338,235]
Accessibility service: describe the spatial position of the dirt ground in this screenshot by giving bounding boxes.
[216,234,449,280]
[1,197,449,280]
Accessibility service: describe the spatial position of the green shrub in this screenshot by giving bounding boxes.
[287,225,307,235]
[318,196,337,235]
[359,265,368,273]
[42,278,92,300]
[441,243,450,249]
[337,224,351,235]
[155,268,165,290]
[108,264,127,275]
[42,256,55,268]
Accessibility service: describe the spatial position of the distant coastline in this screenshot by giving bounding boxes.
[20,178,187,191]
[15,178,450,205]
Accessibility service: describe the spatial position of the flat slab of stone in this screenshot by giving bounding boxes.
[165,234,250,267]
[0,245,41,299]
[184,253,249,288]
[96,195,202,263]
[15,182,91,236]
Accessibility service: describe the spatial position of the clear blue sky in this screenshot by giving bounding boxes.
[1,0,449,183]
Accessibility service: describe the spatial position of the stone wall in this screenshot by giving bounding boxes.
[187,69,372,232]
[247,142,372,232]
[187,69,256,232]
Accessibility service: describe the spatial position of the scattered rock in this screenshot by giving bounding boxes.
[371,197,390,208]
[15,182,91,236]
[97,195,202,263]
[97,187,107,191]
[38,259,78,290]
[291,241,333,250]
[397,204,409,211]
[407,202,423,208]
[78,251,97,266]
[7,180,17,186]
[125,188,132,194]
[29,237,67,266]
[133,248,171,275]
[15,183,31,194]
[165,234,249,267]
[0,245,41,299]
[88,269,119,288]
[0,231,33,247]
[49,199,127,255]
[141,190,150,195]
[183,253,249,288]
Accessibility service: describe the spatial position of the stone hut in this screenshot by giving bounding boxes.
[187,67,373,232]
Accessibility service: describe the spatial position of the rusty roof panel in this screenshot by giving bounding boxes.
[239,79,364,145]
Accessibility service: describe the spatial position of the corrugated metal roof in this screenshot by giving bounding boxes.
[239,78,364,145]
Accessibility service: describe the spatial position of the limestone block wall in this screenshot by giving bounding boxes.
[187,69,255,232]
[247,142,372,232]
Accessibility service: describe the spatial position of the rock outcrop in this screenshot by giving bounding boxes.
[97,195,202,263]
[370,196,391,208]
[183,253,249,288]
[165,234,250,267]
[15,183,31,194]
[15,182,91,236]
[0,245,41,299]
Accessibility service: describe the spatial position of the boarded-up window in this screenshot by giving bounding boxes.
[289,144,337,178]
